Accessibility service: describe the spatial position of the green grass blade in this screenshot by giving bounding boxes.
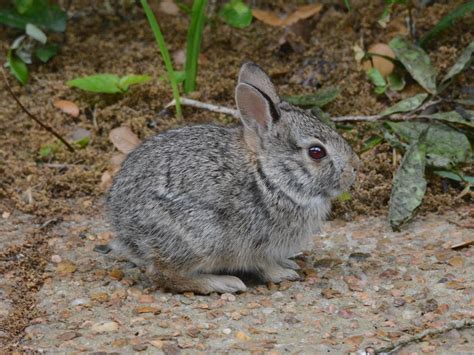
[420,1,474,48]
[140,0,182,117]
[184,0,207,93]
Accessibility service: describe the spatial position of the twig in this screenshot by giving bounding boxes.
[166,98,240,118]
[164,97,442,123]
[374,319,473,354]
[1,67,75,152]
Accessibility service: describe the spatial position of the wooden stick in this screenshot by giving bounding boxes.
[1,67,75,152]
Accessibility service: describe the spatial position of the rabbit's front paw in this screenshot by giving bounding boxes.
[201,274,248,294]
[261,264,301,283]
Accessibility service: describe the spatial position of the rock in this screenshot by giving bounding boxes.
[261,308,274,315]
[138,294,155,303]
[90,292,110,303]
[70,298,89,307]
[221,293,236,302]
[57,331,80,341]
[51,255,62,263]
[91,321,119,333]
[222,328,232,335]
[112,338,129,347]
[393,298,406,307]
[132,344,148,351]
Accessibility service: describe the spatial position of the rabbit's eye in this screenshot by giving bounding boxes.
[308,146,327,160]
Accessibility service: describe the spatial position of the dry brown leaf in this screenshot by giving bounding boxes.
[252,4,322,27]
[109,126,141,154]
[53,99,80,118]
[448,256,465,268]
[134,306,160,314]
[108,269,124,280]
[56,261,77,275]
[446,281,465,290]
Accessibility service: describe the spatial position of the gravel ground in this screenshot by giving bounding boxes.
[1,204,473,353]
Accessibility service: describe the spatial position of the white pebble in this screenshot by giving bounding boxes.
[222,328,232,335]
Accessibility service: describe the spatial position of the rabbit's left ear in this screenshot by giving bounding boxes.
[236,82,280,130]
[238,62,280,106]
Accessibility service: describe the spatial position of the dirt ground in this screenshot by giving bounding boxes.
[0,0,473,352]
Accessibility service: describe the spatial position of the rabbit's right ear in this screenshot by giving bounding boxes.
[238,62,280,105]
[236,83,280,130]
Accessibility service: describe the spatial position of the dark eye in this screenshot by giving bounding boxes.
[308,145,327,160]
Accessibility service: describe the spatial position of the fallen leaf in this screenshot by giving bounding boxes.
[448,256,465,268]
[321,288,341,299]
[53,99,80,117]
[109,126,141,154]
[441,41,474,84]
[252,4,322,27]
[56,261,77,275]
[134,306,160,314]
[108,269,124,280]
[446,281,465,290]
[344,335,363,347]
[235,331,251,341]
[451,240,474,250]
[90,292,110,303]
[380,93,428,116]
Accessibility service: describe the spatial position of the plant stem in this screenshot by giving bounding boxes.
[140,0,182,118]
[1,67,74,152]
[184,0,207,93]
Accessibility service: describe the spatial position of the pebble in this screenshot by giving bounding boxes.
[91,321,119,333]
[222,328,232,335]
[221,293,236,302]
[93,244,112,254]
[261,308,274,315]
[271,291,284,299]
[51,255,62,263]
[70,298,89,306]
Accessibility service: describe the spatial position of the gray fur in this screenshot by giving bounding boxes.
[107,62,359,294]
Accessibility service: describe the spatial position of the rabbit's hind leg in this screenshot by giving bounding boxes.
[146,264,247,294]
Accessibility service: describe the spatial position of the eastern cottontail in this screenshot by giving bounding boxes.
[107,62,359,294]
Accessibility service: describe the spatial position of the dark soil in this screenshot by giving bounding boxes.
[0,0,472,350]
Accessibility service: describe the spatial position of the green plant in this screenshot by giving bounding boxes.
[184,0,207,93]
[1,0,67,85]
[365,38,473,230]
[67,74,152,94]
[141,0,182,117]
[219,0,252,28]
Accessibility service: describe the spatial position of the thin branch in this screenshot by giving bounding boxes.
[1,67,75,152]
[166,98,240,118]
[373,319,473,354]
[165,97,442,123]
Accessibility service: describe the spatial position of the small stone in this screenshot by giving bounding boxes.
[183,291,195,299]
[230,311,242,320]
[56,261,77,275]
[112,338,129,347]
[109,269,124,280]
[279,280,293,290]
[134,306,160,314]
[284,314,300,324]
[2,211,11,219]
[70,298,89,306]
[132,344,148,351]
[235,331,250,341]
[90,292,110,303]
[393,298,406,307]
[91,321,119,333]
[435,304,449,315]
[93,244,112,254]
[51,255,62,263]
[149,340,164,349]
[57,331,80,341]
[221,293,236,302]
[186,326,200,338]
[261,308,274,315]
[222,328,232,335]
[138,294,155,303]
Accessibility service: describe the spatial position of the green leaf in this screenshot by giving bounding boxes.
[174,70,186,83]
[389,136,427,230]
[74,136,90,148]
[374,86,387,95]
[380,93,428,116]
[366,67,386,87]
[35,43,59,62]
[184,0,207,93]
[117,74,152,91]
[311,107,335,129]
[67,74,122,94]
[7,49,29,85]
[0,1,67,32]
[337,191,352,202]
[14,0,34,14]
[361,135,383,152]
[219,0,252,29]
[420,2,474,48]
[422,111,474,129]
[26,23,47,43]
[386,121,472,168]
[39,143,58,158]
[441,41,474,84]
[433,170,474,185]
[389,37,437,94]
[387,72,405,91]
[344,0,351,11]
[284,87,340,107]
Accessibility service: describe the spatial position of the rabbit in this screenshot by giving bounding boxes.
[107,62,360,294]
